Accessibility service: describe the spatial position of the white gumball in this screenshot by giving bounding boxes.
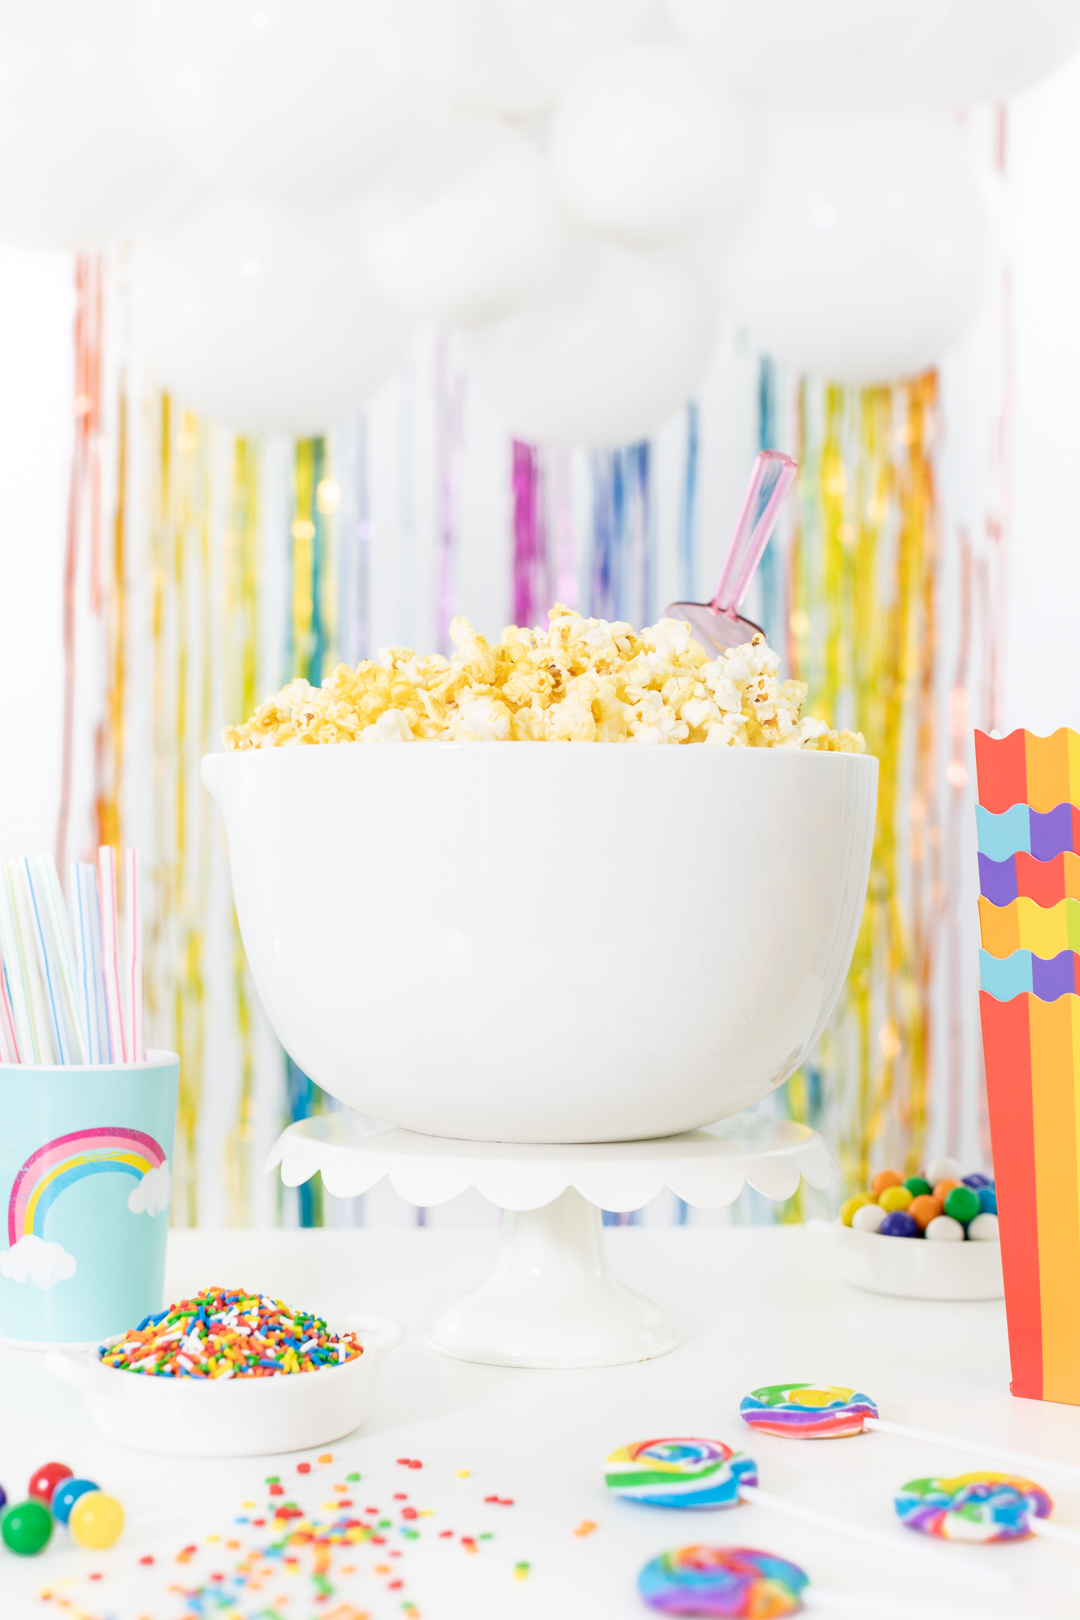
[548,43,756,245]
[852,1202,886,1234]
[663,0,950,109]
[458,0,651,115]
[967,1213,1000,1242]
[925,1215,966,1243]
[925,1155,963,1184]
[461,241,715,447]
[141,0,463,208]
[0,0,196,248]
[364,115,564,324]
[135,195,411,436]
[720,106,995,384]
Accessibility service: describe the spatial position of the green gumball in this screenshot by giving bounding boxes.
[904,1176,932,1198]
[944,1185,981,1226]
[2,1498,53,1555]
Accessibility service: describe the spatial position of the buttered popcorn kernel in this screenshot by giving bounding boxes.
[222,607,864,753]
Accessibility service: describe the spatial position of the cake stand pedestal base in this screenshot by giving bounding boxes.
[267,1114,835,1370]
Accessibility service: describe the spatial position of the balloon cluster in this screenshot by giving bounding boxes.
[5,1,1078,439]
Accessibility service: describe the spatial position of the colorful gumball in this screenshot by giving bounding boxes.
[1,1498,53,1556]
[904,1176,932,1198]
[851,1202,886,1233]
[606,1439,757,1508]
[944,1186,981,1225]
[962,1173,993,1190]
[52,1477,100,1524]
[933,1178,960,1202]
[968,1213,999,1241]
[839,1193,872,1225]
[879,1185,913,1214]
[880,1210,919,1237]
[69,1491,124,1550]
[908,1194,942,1231]
[896,1473,1051,1543]
[977,1186,997,1215]
[639,1545,809,1617]
[0,1481,6,1513]
[739,1385,878,1439]
[870,1169,902,1197]
[926,1156,962,1184]
[925,1215,965,1242]
[28,1461,73,1503]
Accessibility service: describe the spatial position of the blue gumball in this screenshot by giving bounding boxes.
[52,1478,99,1525]
[963,1173,993,1190]
[880,1210,919,1237]
[978,1186,997,1215]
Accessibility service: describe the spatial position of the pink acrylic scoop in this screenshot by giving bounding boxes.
[665,449,797,655]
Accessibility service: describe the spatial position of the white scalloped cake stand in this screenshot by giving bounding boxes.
[267,1113,835,1370]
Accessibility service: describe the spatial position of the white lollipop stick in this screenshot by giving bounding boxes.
[1027,1515,1080,1548]
[865,1417,1080,1486]
[808,1593,1030,1620]
[738,1485,1010,1592]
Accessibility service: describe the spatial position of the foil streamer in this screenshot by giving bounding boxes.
[678,402,699,603]
[789,372,940,1189]
[434,337,465,655]
[589,443,654,625]
[511,440,551,628]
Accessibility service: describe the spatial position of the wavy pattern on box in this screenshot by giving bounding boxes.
[976,803,1080,863]
[978,849,1080,908]
[975,728,1080,814]
[978,896,1080,961]
[980,948,1080,1003]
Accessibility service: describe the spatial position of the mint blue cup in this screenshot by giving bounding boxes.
[0,1051,179,1347]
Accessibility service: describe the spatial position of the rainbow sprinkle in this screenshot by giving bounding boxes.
[99,1286,364,1378]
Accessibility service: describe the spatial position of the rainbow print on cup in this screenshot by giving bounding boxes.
[0,1051,178,1346]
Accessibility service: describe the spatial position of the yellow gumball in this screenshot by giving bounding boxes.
[840,1193,872,1226]
[68,1491,124,1550]
[879,1184,913,1214]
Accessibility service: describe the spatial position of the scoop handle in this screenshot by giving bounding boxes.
[711,449,797,615]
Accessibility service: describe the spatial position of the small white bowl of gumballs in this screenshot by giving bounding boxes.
[831,1156,1003,1301]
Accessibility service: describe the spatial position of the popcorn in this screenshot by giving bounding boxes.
[222,608,865,754]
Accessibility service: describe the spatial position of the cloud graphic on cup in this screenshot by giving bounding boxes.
[0,1233,77,1289]
[127,1160,172,1216]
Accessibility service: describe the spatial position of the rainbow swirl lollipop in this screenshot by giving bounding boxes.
[606,1439,757,1509]
[739,1384,879,1440]
[896,1473,1053,1543]
[639,1545,808,1618]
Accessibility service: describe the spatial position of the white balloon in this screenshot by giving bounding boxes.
[664,0,950,108]
[548,42,755,245]
[0,0,196,248]
[461,241,715,445]
[136,195,411,435]
[875,0,1080,106]
[141,0,464,208]
[458,0,652,115]
[721,108,996,384]
[364,115,564,324]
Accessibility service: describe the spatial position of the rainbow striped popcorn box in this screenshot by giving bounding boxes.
[976,730,1080,1406]
[0,1052,178,1347]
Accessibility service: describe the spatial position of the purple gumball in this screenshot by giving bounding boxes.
[880,1210,919,1238]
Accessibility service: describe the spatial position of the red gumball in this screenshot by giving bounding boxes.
[28,1462,73,1504]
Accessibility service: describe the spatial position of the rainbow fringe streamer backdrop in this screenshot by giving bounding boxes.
[63,275,994,1226]
[777,372,941,1194]
[976,728,1080,1406]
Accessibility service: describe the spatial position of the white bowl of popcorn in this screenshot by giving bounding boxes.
[202,612,877,1143]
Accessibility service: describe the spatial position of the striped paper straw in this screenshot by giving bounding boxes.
[0,866,33,1062]
[5,860,55,1063]
[25,855,82,1065]
[122,847,143,1064]
[35,853,87,1064]
[97,845,126,1064]
[0,954,19,1062]
[71,860,108,1065]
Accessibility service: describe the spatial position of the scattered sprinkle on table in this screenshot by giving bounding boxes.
[99,1287,364,1378]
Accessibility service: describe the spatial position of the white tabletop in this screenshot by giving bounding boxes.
[2,1224,1078,1620]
